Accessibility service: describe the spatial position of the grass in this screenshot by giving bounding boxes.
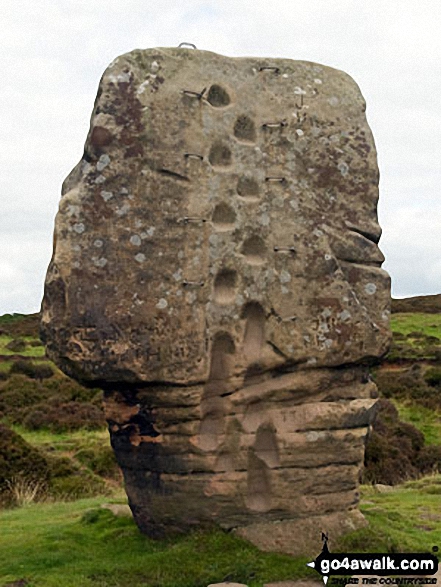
[386,313,441,362]
[391,313,441,338]
[11,426,110,453]
[338,478,441,555]
[0,313,29,324]
[0,335,46,357]
[0,496,311,587]
[2,480,441,586]
[395,401,441,446]
[0,361,13,373]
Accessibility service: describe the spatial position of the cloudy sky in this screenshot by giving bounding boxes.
[1,0,440,314]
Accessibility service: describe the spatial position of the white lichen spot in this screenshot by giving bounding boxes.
[381,311,390,321]
[209,234,220,246]
[133,295,144,306]
[109,71,131,84]
[280,270,291,284]
[338,161,349,176]
[72,244,81,252]
[282,73,289,79]
[281,285,289,294]
[156,298,168,309]
[328,96,339,107]
[365,283,377,295]
[146,227,155,237]
[176,289,183,297]
[303,335,311,343]
[178,251,184,259]
[116,204,130,216]
[151,60,160,73]
[321,308,332,318]
[137,80,150,95]
[101,191,113,202]
[93,239,103,248]
[296,129,304,137]
[313,228,323,237]
[135,253,146,263]
[93,257,108,268]
[120,187,129,195]
[259,213,270,227]
[314,78,322,85]
[306,431,320,442]
[95,175,106,184]
[97,154,110,172]
[324,338,333,348]
[307,357,317,366]
[186,291,197,304]
[73,223,85,234]
[294,87,307,95]
[67,205,81,217]
[339,310,351,322]
[236,294,245,306]
[289,199,299,210]
[324,254,332,261]
[173,269,182,282]
[130,235,142,246]
[81,161,92,174]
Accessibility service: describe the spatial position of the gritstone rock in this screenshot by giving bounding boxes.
[41,47,391,555]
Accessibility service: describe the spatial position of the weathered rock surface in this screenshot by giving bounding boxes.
[41,47,390,554]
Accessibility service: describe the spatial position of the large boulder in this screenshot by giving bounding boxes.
[41,47,390,554]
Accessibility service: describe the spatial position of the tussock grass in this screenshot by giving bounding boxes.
[395,401,441,446]
[337,478,441,554]
[391,313,441,339]
[0,496,311,587]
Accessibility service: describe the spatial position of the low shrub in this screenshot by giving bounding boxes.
[74,446,120,479]
[50,470,107,500]
[0,375,53,423]
[363,399,430,485]
[424,367,441,387]
[23,401,105,432]
[10,360,54,380]
[375,365,441,410]
[0,371,104,431]
[5,338,27,353]
[0,423,49,505]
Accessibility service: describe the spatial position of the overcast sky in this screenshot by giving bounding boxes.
[1,0,440,314]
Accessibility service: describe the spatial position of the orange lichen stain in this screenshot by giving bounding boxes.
[129,433,163,446]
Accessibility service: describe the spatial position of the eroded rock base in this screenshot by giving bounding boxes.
[103,365,377,548]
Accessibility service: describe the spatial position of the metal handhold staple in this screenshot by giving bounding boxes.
[265,176,286,183]
[274,246,296,253]
[178,217,207,225]
[259,66,280,74]
[184,153,204,161]
[178,42,197,49]
[182,87,207,100]
[262,121,287,129]
[183,280,205,287]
